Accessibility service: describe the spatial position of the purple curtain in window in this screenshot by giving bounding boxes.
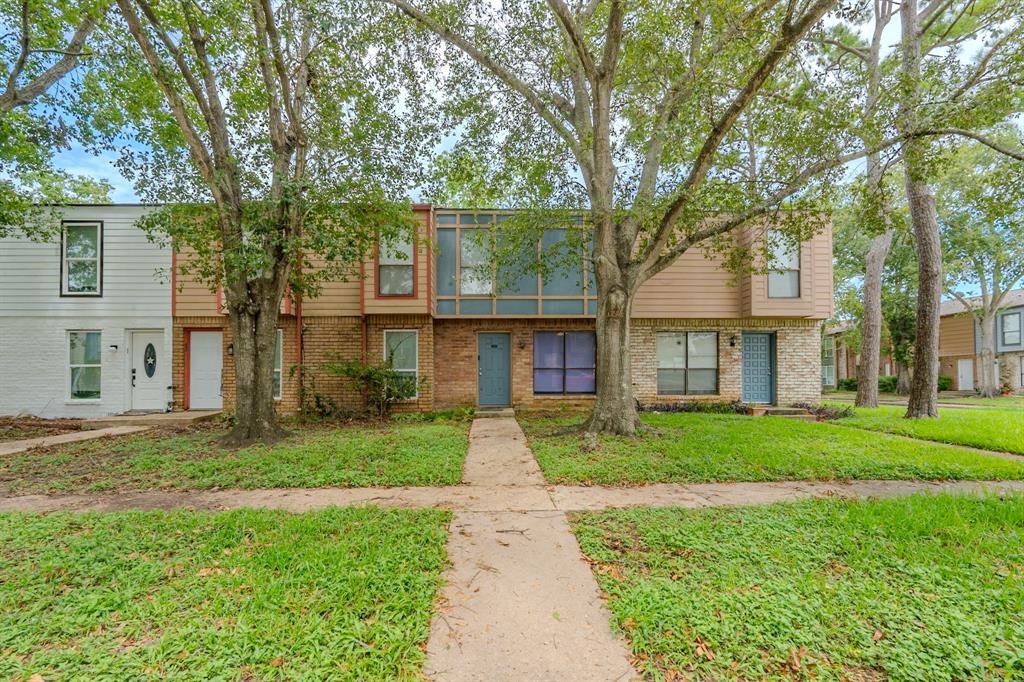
[533,331,596,394]
[534,332,564,368]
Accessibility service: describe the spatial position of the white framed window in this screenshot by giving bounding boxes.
[273,329,283,400]
[767,233,800,298]
[61,222,102,295]
[1002,312,1021,346]
[68,330,102,400]
[378,230,415,296]
[656,331,719,395]
[821,336,835,386]
[384,330,419,398]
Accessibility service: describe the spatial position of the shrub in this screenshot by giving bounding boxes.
[837,377,858,391]
[938,375,953,391]
[323,358,421,418]
[792,401,855,420]
[877,375,898,393]
[640,400,749,415]
[394,407,476,423]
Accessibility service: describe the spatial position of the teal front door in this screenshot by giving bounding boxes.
[478,333,511,406]
[742,332,775,404]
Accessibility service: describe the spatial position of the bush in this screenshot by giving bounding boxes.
[640,400,749,415]
[877,375,898,393]
[324,358,421,418]
[837,377,858,391]
[394,407,475,423]
[938,375,953,391]
[792,401,855,420]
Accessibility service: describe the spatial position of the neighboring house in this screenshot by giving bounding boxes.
[821,322,894,389]
[173,206,833,411]
[0,205,173,417]
[939,289,1024,392]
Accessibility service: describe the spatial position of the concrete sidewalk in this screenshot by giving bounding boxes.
[0,425,149,456]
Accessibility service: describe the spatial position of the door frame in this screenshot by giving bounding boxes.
[741,331,777,405]
[128,329,167,411]
[477,331,512,407]
[957,357,974,391]
[184,327,224,410]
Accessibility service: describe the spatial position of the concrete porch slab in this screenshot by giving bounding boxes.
[82,410,221,430]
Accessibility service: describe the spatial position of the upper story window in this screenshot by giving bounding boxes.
[821,336,835,386]
[533,331,596,394]
[1003,312,1021,346]
[68,330,102,400]
[61,222,102,296]
[656,331,718,395]
[378,231,414,296]
[460,230,493,295]
[767,234,800,298]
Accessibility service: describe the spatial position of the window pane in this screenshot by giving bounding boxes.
[565,332,595,369]
[393,370,417,396]
[657,368,686,395]
[379,265,414,295]
[460,267,492,295]
[436,229,457,296]
[541,299,584,315]
[67,260,98,292]
[379,232,414,265]
[496,299,538,315]
[687,332,717,368]
[274,331,282,371]
[533,369,564,393]
[769,234,799,270]
[436,213,457,225]
[436,299,456,315]
[65,224,98,258]
[565,368,595,393]
[273,371,281,399]
[69,331,101,365]
[656,332,686,368]
[688,369,717,393]
[497,231,538,295]
[459,299,492,315]
[768,270,799,298]
[1004,314,1020,332]
[385,332,417,371]
[460,230,492,295]
[70,366,101,400]
[541,229,583,295]
[533,332,564,369]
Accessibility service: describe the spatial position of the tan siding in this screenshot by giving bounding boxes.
[300,262,361,316]
[939,314,975,357]
[173,246,221,316]
[632,248,742,318]
[363,209,431,315]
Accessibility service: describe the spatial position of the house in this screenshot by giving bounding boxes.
[939,290,1024,392]
[0,205,173,417]
[172,206,833,412]
[821,321,895,389]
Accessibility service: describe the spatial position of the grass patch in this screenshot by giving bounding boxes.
[833,404,1024,455]
[572,493,1024,681]
[522,412,1024,485]
[0,507,449,681]
[824,391,1024,409]
[0,418,81,443]
[0,421,469,494]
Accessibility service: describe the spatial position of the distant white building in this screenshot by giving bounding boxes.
[0,205,173,417]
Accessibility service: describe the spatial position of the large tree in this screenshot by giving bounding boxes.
[382,0,932,434]
[109,0,424,443]
[938,135,1024,397]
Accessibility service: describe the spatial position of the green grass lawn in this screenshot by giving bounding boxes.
[572,494,1024,681]
[832,404,1024,455]
[521,412,1024,485]
[0,420,469,494]
[825,390,1024,409]
[0,507,449,681]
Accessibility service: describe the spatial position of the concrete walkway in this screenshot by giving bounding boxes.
[0,425,149,457]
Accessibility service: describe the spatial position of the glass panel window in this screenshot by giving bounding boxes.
[460,230,493,295]
[1003,312,1021,346]
[62,222,101,295]
[541,229,584,296]
[69,331,102,400]
[656,331,719,395]
[273,329,283,400]
[821,336,835,386]
[436,229,457,296]
[767,233,800,299]
[533,331,596,394]
[384,330,418,397]
[378,230,414,296]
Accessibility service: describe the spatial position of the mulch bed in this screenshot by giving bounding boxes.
[0,418,83,443]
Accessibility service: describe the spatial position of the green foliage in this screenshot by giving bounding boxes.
[938,375,953,391]
[572,494,1024,681]
[520,412,1024,486]
[834,404,1024,454]
[837,377,858,391]
[878,375,898,393]
[324,357,422,418]
[0,422,468,493]
[0,507,449,680]
[639,400,748,415]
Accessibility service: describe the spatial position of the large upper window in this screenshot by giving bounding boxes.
[62,222,102,295]
[1002,312,1021,346]
[378,231,414,296]
[384,330,419,398]
[821,336,835,386]
[460,230,492,295]
[656,332,718,395]
[767,234,800,298]
[68,331,102,400]
[273,329,283,400]
[533,331,596,394]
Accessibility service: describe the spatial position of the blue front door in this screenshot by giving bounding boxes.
[742,332,775,404]
[478,333,511,406]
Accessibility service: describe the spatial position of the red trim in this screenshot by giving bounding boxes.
[215,285,223,314]
[170,242,177,315]
[425,205,433,311]
[372,231,419,300]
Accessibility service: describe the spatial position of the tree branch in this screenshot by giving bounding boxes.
[917,128,1024,160]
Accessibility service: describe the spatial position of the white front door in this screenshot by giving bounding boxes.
[189,331,223,409]
[957,358,974,391]
[131,331,166,411]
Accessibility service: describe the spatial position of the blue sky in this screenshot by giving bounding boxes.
[55,144,138,202]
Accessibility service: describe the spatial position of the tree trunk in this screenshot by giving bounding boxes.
[977,313,998,397]
[584,284,640,436]
[896,361,911,395]
[856,230,894,407]
[223,293,288,445]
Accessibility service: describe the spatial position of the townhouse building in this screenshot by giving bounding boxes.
[0,205,173,417]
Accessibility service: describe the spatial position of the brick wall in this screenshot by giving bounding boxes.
[365,314,435,412]
[298,316,364,411]
[775,324,823,404]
